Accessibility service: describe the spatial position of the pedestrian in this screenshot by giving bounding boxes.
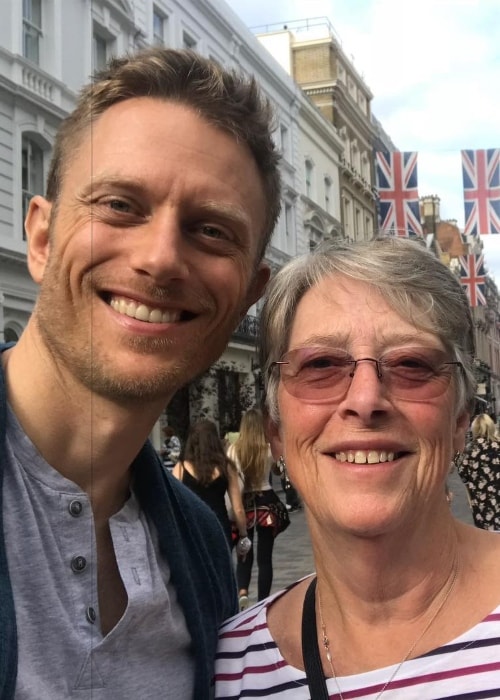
[1,46,281,699]
[458,413,500,529]
[160,425,181,471]
[228,408,289,609]
[223,423,240,448]
[172,419,250,551]
[216,237,500,698]
[275,454,302,511]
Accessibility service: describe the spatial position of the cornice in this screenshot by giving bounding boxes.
[0,248,28,270]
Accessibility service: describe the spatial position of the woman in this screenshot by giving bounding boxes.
[172,419,249,550]
[215,237,500,698]
[458,413,500,529]
[228,408,284,609]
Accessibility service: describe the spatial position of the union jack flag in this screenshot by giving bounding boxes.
[462,149,500,236]
[459,253,486,307]
[375,151,423,237]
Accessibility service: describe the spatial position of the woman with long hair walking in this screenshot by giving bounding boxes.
[229,409,281,609]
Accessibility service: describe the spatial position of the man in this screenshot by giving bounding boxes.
[0,48,281,699]
[160,425,181,471]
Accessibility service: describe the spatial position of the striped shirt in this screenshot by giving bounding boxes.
[215,579,500,699]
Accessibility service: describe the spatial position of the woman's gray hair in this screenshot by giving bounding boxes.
[259,237,477,422]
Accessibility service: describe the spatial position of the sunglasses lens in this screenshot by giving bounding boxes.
[276,347,457,402]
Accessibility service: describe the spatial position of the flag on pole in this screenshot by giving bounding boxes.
[375,151,423,237]
[462,149,500,236]
[459,253,486,307]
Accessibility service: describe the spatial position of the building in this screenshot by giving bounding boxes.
[423,196,500,418]
[252,17,378,242]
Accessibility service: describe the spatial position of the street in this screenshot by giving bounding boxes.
[259,468,475,600]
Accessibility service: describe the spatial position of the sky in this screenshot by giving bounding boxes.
[227,0,500,283]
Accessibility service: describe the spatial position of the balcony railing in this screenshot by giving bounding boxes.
[232,314,259,345]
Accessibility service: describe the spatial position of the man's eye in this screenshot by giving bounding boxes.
[107,199,132,213]
[201,225,224,239]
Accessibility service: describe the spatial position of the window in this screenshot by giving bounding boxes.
[347,76,356,100]
[366,215,373,237]
[93,33,108,71]
[305,159,314,199]
[343,196,351,238]
[324,176,332,213]
[361,152,369,180]
[4,327,20,343]
[351,139,360,173]
[182,31,196,50]
[22,136,44,239]
[355,207,361,239]
[285,202,292,239]
[279,123,290,161]
[23,0,42,64]
[153,7,166,45]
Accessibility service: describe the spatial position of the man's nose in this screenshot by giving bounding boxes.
[129,212,189,282]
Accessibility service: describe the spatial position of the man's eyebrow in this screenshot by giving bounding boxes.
[196,200,251,229]
[78,176,147,199]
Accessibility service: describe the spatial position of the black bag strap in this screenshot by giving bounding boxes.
[302,576,330,699]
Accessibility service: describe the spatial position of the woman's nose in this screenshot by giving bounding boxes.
[338,359,391,421]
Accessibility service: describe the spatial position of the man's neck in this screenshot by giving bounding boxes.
[2,329,167,511]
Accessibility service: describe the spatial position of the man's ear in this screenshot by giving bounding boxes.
[239,262,271,319]
[25,195,52,284]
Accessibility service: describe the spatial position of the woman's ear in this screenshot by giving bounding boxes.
[25,195,52,284]
[453,410,471,452]
[264,413,283,461]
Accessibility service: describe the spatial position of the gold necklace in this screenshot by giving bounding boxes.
[317,554,460,700]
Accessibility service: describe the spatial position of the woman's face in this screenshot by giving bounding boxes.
[268,274,469,537]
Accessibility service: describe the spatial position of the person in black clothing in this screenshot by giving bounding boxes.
[160,425,181,471]
[458,413,500,530]
[172,420,249,551]
[275,455,302,511]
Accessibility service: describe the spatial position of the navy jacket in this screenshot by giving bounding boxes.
[0,345,237,699]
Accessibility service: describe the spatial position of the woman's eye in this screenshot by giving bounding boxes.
[388,357,436,377]
[303,355,343,370]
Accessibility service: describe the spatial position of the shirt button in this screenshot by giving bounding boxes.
[86,606,96,624]
[71,556,87,573]
[68,500,83,517]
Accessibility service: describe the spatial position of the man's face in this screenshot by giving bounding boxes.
[27,97,269,403]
